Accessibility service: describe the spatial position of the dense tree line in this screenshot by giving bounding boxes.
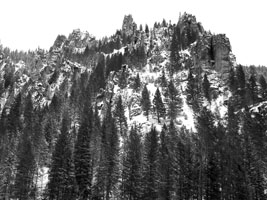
[1,13,267,200]
[1,64,266,200]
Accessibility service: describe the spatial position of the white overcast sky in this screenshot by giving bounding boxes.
[0,0,266,66]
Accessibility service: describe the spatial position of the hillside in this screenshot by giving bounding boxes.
[1,13,267,200]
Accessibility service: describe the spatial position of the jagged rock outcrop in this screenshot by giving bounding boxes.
[67,29,96,50]
[211,34,232,75]
[52,35,67,49]
[191,33,233,81]
[191,34,213,69]
[178,12,204,49]
[122,14,137,36]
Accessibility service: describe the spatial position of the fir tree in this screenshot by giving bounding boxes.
[47,113,76,200]
[139,24,143,31]
[141,85,151,120]
[121,126,142,199]
[236,65,246,108]
[113,95,127,137]
[142,127,159,200]
[145,24,149,36]
[202,73,210,102]
[170,26,181,75]
[91,103,102,178]
[74,104,93,200]
[118,70,127,89]
[160,70,168,88]
[186,69,200,112]
[153,88,166,123]
[167,80,182,119]
[0,108,8,143]
[228,67,236,92]
[196,107,217,199]
[186,69,195,106]
[14,133,36,200]
[259,75,267,101]
[0,93,23,197]
[132,73,141,92]
[242,108,265,199]
[247,74,258,105]
[7,93,22,139]
[24,94,34,137]
[158,124,173,200]
[162,19,167,27]
[94,105,119,200]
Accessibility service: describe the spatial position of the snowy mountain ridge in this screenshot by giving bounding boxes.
[1,12,267,199]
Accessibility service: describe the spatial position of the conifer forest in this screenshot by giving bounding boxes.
[1,13,267,200]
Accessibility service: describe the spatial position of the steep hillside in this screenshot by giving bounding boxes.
[1,12,267,200]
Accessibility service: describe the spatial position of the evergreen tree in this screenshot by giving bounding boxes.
[141,85,151,120]
[160,70,168,88]
[113,95,128,137]
[224,100,248,199]
[47,113,76,200]
[90,55,105,93]
[0,108,8,143]
[14,132,36,200]
[153,88,166,123]
[91,103,102,177]
[169,26,181,75]
[247,74,258,105]
[7,93,22,138]
[167,80,182,119]
[186,69,200,112]
[162,19,167,27]
[74,103,93,200]
[24,94,34,137]
[196,107,218,199]
[242,108,266,199]
[158,124,173,200]
[186,69,195,106]
[142,127,159,200]
[13,94,36,199]
[121,126,142,199]
[94,105,119,200]
[202,73,210,102]
[139,24,143,31]
[118,69,127,89]
[228,67,236,92]
[236,65,246,108]
[145,24,149,36]
[0,93,23,198]
[259,75,267,101]
[132,73,141,92]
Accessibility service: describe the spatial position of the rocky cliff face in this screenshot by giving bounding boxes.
[67,29,96,51]
[211,34,232,78]
[191,32,233,81]
[122,14,137,36]
[178,12,204,49]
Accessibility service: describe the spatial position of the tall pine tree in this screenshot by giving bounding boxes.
[94,105,119,200]
[142,127,159,200]
[141,85,151,120]
[14,132,36,200]
[259,75,267,101]
[153,88,166,123]
[47,112,76,200]
[74,102,93,200]
[121,126,142,199]
[113,95,128,137]
[158,124,174,200]
[202,73,210,102]
[167,80,182,119]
